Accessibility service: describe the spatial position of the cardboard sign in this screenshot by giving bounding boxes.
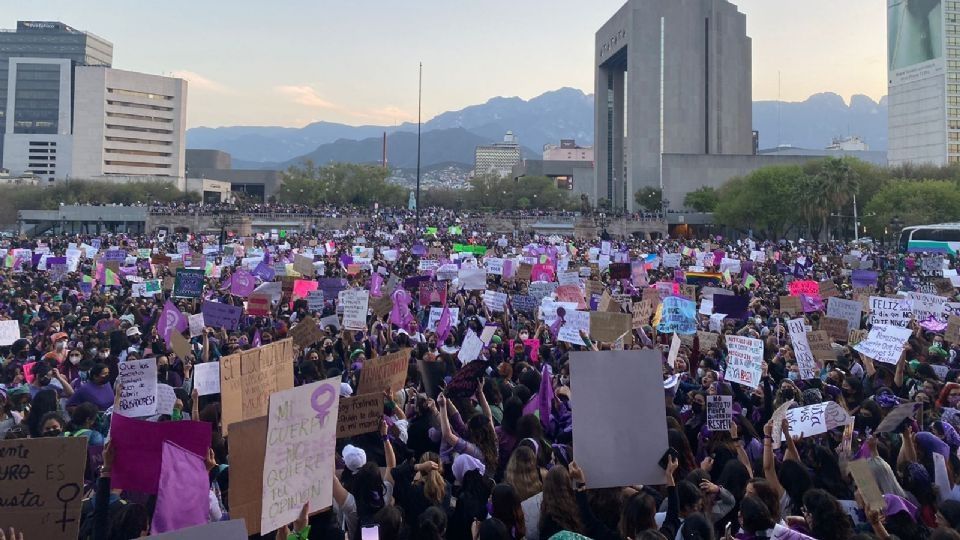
[219,339,295,436]
[875,402,921,433]
[821,316,849,342]
[848,329,869,346]
[724,335,764,388]
[947,315,960,344]
[570,350,669,488]
[289,316,325,348]
[805,330,836,363]
[261,377,339,533]
[118,357,158,417]
[170,331,192,361]
[706,395,732,431]
[779,295,802,315]
[0,437,88,539]
[293,254,316,277]
[201,301,243,331]
[357,348,410,396]
[818,280,840,298]
[698,331,720,351]
[848,459,885,513]
[589,311,633,345]
[228,416,268,536]
[827,297,863,332]
[194,361,221,396]
[337,393,383,439]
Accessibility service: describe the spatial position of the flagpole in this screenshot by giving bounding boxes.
[415,62,422,233]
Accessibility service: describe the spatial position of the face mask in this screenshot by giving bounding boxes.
[69,355,81,365]
[751,395,763,406]
[697,368,706,378]
[781,388,795,400]
[691,403,704,414]
[158,365,169,374]
[55,341,66,351]
[42,428,62,437]
[855,415,878,431]
[99,352,109,359]
[560,375,570,386]
[788,372,799,381]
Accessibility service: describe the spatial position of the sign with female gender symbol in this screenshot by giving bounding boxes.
[261,376,340,533]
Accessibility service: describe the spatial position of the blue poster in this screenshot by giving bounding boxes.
[657,296,697,335]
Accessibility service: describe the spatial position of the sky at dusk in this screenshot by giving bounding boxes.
[6,0,887,128]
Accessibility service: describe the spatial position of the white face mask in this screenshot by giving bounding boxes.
[55,341,66,351]
[69,355,81,365]
[519,332,529,340]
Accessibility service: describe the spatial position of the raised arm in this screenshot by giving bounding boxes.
[437,394,459,446]
[762,420,784,498]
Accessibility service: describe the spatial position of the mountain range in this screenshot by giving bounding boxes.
[186,88,888,170]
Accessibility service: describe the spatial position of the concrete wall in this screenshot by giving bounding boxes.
[888,74,946,166]
[186,149,231,170]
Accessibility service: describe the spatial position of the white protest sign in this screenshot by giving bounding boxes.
[482,290,508,312]
[458,268,487,290]
[709,313,727,333]
[869,296,911,327]
[117,358,158,417]
[786,318,818,380]
[427,307,460,331]
[558,310,591,345]
[662,253,681,268]
[188,313,205,338]
[724,335,763,388]
[558,271,581,286]
[907,292,947,322]
[340,289,370,331]
[706,395,732,431]
[156,383,176,416]
[826,297,862,333]
[458,330,484,362]
[667,333,681,368]
[854,324,912,364]
[261,377,339,533]
[782,401,853,440]
[485,258,504,276]
[306,290,325,312]
[193,362,221,396]
[0,320,20,346]
[699,298,714,315]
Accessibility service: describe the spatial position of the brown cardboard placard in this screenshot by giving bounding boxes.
[219,339,294,436]
[805,330,836,363]
[820,316,849,342]
[779,295,802,315]
[227,416,268,536]
[358,348,410,396]
[337,393,384,439]
[589,311,634,345]
[289,315,325,348]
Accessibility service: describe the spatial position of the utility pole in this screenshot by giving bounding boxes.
[853,193,859,242]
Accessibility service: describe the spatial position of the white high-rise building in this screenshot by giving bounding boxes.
[474,131,521,178]
[71,67,187,188]
[887,0,958,166]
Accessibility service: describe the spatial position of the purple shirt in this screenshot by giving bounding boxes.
[66,381,115,411]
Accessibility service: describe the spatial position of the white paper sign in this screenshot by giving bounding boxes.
[907,292,947,322]
[854,324,912,364]
[118,358,158,417]
[706,395,732,431]
[782,401,853,440]
[193,362,221,396]
[558,310,591,345]
[156,383,177,417]
[188,313,205,338]
[482,290,508,312]
[459,268,488,290]
[485,258,504,276]
[827,297,863,333]
[667,333,682,368]
[340,289,370,331]
[261,377,339,533]
[787,318,818,379]
[0,320,20,346]
[427,307,460,331]
[724,335,763,388]
[869,296,911,327]
[458,330,484,362]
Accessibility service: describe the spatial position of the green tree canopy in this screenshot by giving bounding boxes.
[863,180,960,236]
[275,162,406,207]
[634,187,662,212]
[683,186,718,212]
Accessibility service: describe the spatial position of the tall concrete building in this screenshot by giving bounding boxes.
[887,0,955,166]
[71,67,187,186]
[594,0,753,211]
[474,131,522,178]
[0,21,112,172]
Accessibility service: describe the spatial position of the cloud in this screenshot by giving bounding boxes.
[171,70,233,94]
[353,105,416,124]
[275,85,338,109]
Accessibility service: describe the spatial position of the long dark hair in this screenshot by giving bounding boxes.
[467,414,498,473]
[539,466,584,535]
[802,489,852,540]
[348,462,386,526]
[416,506,446,540]
[491,483,525,540]
[27,388,59,438]
[619,492,658,538]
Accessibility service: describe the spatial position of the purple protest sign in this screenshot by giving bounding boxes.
[852,270,878,289]
[253,261,275,281]
[110,414,211,494]
[230,268,255,297]
[104,249,127,262]
[201,301,243,331]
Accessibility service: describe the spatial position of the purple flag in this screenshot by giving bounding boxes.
[852,270,878,289]
[253,261,275,281]
[252,328,262,348]
[799,294,824,313]
[390,289,414,330]
[523,364,554,430]
[151,441,210,533]
[230,268,255,297]
[110,414,211,494]
[436,304,452,342]
[159,300,188,345]
[370,273,384,297]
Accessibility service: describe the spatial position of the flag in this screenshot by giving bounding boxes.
[159,300,188,345]
[436,304,452,342]
[229,268,255,297]
[150,441,209,533]
[743,273,757,288]
[523,364,554,430]
[104,268,120,286]
[722,269,732,285]
[252,328,262,348]
[389,289,414,330]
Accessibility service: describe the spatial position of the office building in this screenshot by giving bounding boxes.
[185,149,283,202]
[887,0,955,166]
[594,0,753,211]
[543,139,594,161]
[0,21,112,171]
[474,131,522,178]
[71,67,187,187]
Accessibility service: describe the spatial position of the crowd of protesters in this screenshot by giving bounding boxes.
[1,208,959,540]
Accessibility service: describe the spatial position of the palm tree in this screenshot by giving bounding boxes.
[815,157,860,240]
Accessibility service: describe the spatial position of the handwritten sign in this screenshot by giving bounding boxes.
[289,316,325,348]
[657,296,697,335]
[337,393,383,439]
[724,335,763,388]
[0,320,20,346]
[174,268,205,298]
[247,294,272,317]
[482,290,508,312]
[821,316,849,342]
[194,362,221,396]
[357,348,410,395]
[869,296,911,327]
[854,324,912,364]
[786,318,817,380]
[779,295,802,315]
[219,339,295,436]
[806,330,835,363]
[827,297,863,333]
[261,377,339,533]
[706,395,732,431]
[788,280,819,296]
[340,289,370,331]
[201,301,243,331]
[118,357,158,417]
[0,437,88,538]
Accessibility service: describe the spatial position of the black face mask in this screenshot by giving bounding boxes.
[43,428,62,437]
[324,346,334,354]
[39,376,51,386]
[691,403,704,414]
[751,395,763,406]
[781,388,795,400]
[855,415,878,431]
[158,365,169,374]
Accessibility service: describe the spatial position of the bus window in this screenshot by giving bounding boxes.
[898,230,910,253]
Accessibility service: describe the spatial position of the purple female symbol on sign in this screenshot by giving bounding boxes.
[310,384,336,426]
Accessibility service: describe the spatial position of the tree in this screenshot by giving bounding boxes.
[634,187,662,212]
[683,186,718,212]
[713,165,806,239]
[863,180,960,236]
[811,157,860,239]
[275,161,406,207]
